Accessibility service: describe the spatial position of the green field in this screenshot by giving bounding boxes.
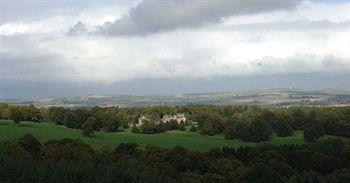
[0,120,347,151]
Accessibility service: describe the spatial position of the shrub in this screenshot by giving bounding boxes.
[131,126,140,133]
[179,122,186,131]
[190,126,197,132]
[224,125,236,140]
[304,127,321,142]
[122,121,130,129]
[199,122,216,136]
[9,106,25,126]
[81,117,96,137]
[274,122,293,137]
[140,121,160,134]
[245,120,272,142]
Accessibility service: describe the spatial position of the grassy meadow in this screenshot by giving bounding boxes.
[0,120,347,151]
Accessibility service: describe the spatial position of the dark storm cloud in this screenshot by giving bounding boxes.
[98,0,300,36]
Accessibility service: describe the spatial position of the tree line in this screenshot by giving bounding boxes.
[1,103,350,141]
[0,134,349,182]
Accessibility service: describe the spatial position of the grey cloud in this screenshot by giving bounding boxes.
[251,54,350,74]
[2,53,75,81]
[3,0,108,22]
[98,0,299,36]
[1,36,77,82]
[227,20,350,31]
[68,21,88,36]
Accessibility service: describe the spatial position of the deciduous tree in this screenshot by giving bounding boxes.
[9,106,25,126]
[304,127,321,142]
[82,117,96,137]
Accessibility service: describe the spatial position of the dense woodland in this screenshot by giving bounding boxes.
[1,103,350,142]
[0,134,350,182]
[1,104,350,182]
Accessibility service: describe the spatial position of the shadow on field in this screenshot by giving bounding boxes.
[0,121,12,126]
[0,120,31,127]
[117,129,127,132]
[87,134,98,138]
[19,123,33,127]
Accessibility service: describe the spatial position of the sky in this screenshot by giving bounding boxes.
[1,0,350,98]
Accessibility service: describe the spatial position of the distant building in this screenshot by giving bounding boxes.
[136,115,159,127]
[136,113,186,127]
[161,114,186,124]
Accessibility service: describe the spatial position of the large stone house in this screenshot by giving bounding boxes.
[135,113,186,127]
[160,114,186,124]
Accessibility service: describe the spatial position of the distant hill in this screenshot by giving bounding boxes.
[2,88,350,108]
